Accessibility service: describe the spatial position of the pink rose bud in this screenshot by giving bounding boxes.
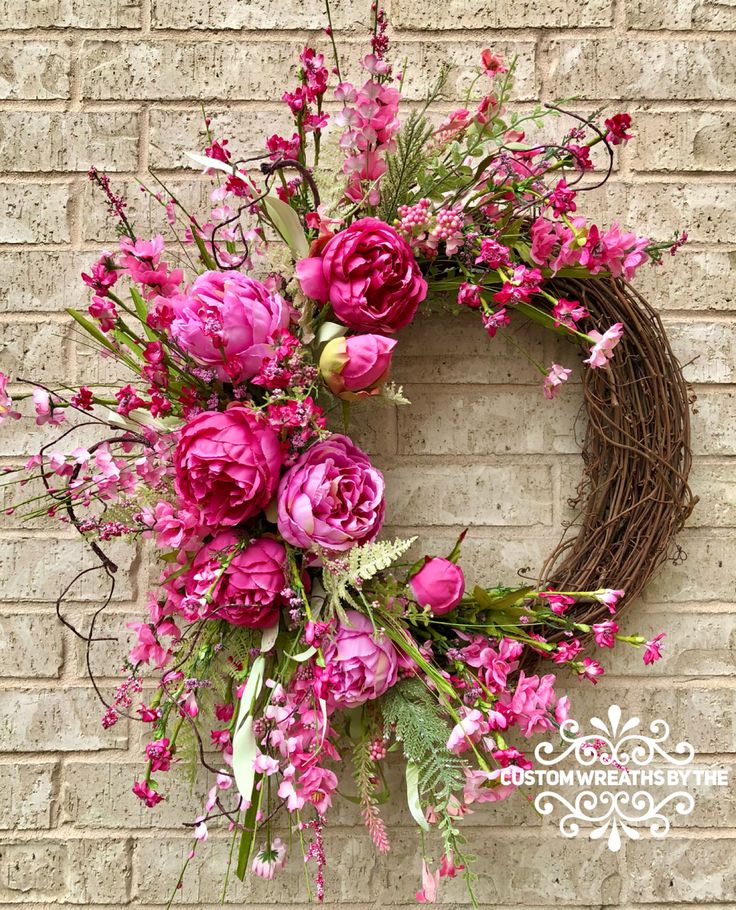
[410,557,465,615]
[319,334,397,400]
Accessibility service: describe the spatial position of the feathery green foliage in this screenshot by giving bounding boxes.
[378,110,434,223]
[381,679,465,805]
[323,536,416,611]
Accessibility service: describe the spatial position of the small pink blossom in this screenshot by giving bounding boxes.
[252,839,288,880]
[32,388,65,426]
[132,780,164,808]
[592,620,619,648]
[0,372,21,424]
[480,49,508,76]
[584,323,624,369]
[416,860,440,903]
[593,588,624,614]
[579,656,605,684]
[543,363,572,400]
[643,632,666,665]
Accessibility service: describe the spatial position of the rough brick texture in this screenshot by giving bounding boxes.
[0,1,734,907]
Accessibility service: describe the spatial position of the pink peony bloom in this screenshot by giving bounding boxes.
[174,407,281,528]
[319,334,397,400]
[584,323,624,369]
[295,218,427,334]
[185,532,287,628]
[543,363,572,400]
[321,610,409,707]
[643,632,665,665]
[171,270,291,382]
[277,435,384,551]
[410,557,465,615]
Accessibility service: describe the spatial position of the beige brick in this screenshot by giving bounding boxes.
[149,107,295,170]
[583,181,736,244]
[396,0,613,28]
[81,175,212,242]
[0,536,136,602]
[393,309,546,384]
[642,530,736,602]
[384,461,554,526]
[81,39,536,103]
[0,112,139,173]
[0,41,71,100]
[630,110,736,172]
[0,613,63,677]
[394,39,537,101]
[545,38,736,101]
[152,0,366,29]
[329,400,397,457]
[0,183,70,244]
[81,40,308,102]
[691,389,736,456]
[0,761,57,829]
[67,608,136,679]
[631,250,736,312]
[0,252,90,314]
[1,0,141,28]
[627,0,736,29]
[0,841,66,898]
[664,319,736,383]
[626,838,736,901]
[0,319,71,384]
[605,608,736,676]
[0,687,127,751]
[396,386,581,455]
[65,838,131,904]
[62,760,212,829]
[386,526,557,588]
[686,462,736,527]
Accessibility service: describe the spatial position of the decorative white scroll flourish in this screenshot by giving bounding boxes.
[533,704,696,851]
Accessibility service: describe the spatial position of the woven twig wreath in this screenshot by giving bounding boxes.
[538,277,696,629]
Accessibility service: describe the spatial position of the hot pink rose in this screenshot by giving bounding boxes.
[323,610,409,707]
[410,557,465,615]
[319,333,397,399]
[171,270,291,382]
[295,217,427,334]
[174,407,281,528]
[277,434,384,551]
[186,532,286,628]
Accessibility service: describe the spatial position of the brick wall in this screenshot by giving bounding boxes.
[0,0,735,905]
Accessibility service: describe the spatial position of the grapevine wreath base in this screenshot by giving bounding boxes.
[538,277,695,624]
[0,8,696,907]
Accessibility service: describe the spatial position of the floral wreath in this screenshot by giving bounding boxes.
[1,6,694,906]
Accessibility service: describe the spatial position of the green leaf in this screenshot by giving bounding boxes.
[235,772,263,880]
[446,529,467,565]
[261,195,309,260]
[406,761,430,830]
[471,585,533,611]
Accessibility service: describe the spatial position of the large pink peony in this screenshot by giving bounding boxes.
[277,434,384,551]
[295,217,427,334]
[323,610,409,707]
[174,407,281,527]
[186,532,286,628]
[171,270,291,382]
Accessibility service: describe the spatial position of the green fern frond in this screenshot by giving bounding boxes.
[381,679,465,805]
[322,537,416,611]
